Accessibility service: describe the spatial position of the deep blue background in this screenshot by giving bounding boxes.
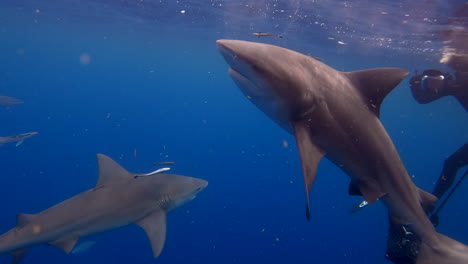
[0,1,466,263]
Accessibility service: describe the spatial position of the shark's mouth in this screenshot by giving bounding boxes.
[228,67,273,100]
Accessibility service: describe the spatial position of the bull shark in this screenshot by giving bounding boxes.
[216,39,468,264]
[0,132,38,147]
[0,154,208,263]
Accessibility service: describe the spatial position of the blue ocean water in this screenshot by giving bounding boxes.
[0,0,467,263]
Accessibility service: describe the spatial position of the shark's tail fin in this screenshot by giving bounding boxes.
[417,233,468,264]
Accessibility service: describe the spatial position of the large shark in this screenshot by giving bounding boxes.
[0,154,208,263]
[217,39,468,264]
[0,132,38,147]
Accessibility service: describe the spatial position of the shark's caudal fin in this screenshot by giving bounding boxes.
[345,68,409,117]
[417,233,468,264]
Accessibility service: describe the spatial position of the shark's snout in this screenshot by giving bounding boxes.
[194,179,208,192]
[216,40,241,72]
[216,39,259,76]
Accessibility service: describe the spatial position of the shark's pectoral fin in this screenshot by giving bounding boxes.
[15,140,24,147]
[95,154,133,188]
[11,249,28,264]
[293,121,325,220]
[16,213,35,228]
[346,68,409,117]
[135,210,167,257]
[49,237,79,253]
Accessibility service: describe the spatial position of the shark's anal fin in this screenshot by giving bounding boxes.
[11,249,28,264]
[293,121,325,220]
[346,68,409,117]
[95,154,133,188]
[135,210,167,258]
[49,237,79,253]
[16,213,35,228]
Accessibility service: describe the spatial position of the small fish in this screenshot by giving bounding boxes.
[134,168,171,178]
[252,32,283,38]
[153,161,176,166]
[0,95,23,106]
[349,200,369,214]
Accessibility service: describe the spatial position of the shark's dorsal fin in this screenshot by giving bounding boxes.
[135,210,167,257]
[293,121,325,220]
[96,154,133,187]
[16,213,35,228]
[345,68,409,117]
[49,237,79,253]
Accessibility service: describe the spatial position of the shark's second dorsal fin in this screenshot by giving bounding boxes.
[96,154,133,188]
[345,68,409,117]
[16,213,35,228]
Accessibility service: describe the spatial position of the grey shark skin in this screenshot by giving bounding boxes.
[217,39,468,264]
[0,154,208,263]
[0,132,38,147]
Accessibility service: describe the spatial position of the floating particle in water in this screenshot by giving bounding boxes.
[79,52,92,65]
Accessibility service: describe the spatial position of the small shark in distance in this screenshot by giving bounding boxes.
[216,39,468,264]
[0,132,38,147]
[0,96,23,107]
[0,154,208,263]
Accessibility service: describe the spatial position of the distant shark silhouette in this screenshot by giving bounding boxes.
[0,132,38,147]
[217,39,468,264]
[0,96,23,107]
[0,154,208,263]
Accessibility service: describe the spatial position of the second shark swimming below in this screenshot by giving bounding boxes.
[217,39,468,264]
[0,132,38,147]
[0,154,208,263]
